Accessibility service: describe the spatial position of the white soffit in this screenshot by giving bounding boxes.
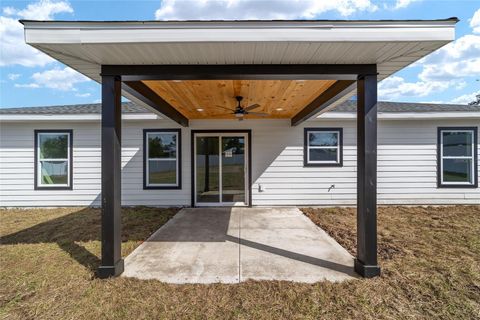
[21,19,457,117]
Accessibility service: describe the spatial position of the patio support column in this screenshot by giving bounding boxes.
[355,73,381,278]
[98,75,124,278]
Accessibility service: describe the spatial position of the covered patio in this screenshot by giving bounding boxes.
[123,207,356,283]
[21,19,457,279]
[99,63,381,278]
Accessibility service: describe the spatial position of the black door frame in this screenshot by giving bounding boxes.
[190,129,252,208]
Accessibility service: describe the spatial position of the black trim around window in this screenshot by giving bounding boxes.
[34,129,73,190]
[304,128,343,167]
[143,128,182,190]
[437,126,478,188]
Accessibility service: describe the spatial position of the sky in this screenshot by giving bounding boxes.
[0,0,479,109]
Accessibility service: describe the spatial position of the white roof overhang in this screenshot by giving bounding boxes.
[21,19,457,118]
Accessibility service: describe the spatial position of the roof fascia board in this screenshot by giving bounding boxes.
[20,19,459,29]
[23,21,456,44]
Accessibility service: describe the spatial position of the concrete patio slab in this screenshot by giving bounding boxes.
[123,207,356,283]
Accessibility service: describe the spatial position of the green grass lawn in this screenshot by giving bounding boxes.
[1,205,479,319]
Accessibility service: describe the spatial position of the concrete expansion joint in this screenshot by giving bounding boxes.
[122,207,356,283]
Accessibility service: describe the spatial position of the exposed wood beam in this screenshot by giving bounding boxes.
[98,75,124,278]
[123,81,189,127]
[102,64,377,81]
[354,73,380,278]
[291,80,355,126]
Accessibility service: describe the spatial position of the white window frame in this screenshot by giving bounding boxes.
[145,131,180,188]
[439,129,475,186]
[305,129,342,166]
[36,131,71,188]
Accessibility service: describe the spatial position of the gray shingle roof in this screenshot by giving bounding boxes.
[335,101,479,113]
[0,102,149,114]
[0,101,478,115]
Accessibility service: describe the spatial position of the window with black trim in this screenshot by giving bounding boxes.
[144,129,181,189]
[437,127,478,188]
[304,128,343,167]
[34,130,73,190]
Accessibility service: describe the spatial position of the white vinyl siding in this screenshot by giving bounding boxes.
[0,118,478,207]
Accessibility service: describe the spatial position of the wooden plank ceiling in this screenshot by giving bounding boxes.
[142,80,336,119]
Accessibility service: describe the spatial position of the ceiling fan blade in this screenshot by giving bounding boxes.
[246,111,269,117]
[244,103,260,111]
[213,105,235,111]
[215,113,235,116]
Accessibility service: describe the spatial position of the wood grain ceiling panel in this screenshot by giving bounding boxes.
[142,80,336,119]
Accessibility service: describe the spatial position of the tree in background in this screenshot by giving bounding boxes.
[468,94,480,106]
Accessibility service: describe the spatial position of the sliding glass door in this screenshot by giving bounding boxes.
[194,132,248,206]
[195,136,220,203]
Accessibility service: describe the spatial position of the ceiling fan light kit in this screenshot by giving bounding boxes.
[210,95,269,120]
[237,96,268,120]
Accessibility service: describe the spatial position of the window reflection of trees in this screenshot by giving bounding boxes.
[149,134,176,158]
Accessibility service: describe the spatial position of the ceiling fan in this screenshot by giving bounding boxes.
[214,96,268,121]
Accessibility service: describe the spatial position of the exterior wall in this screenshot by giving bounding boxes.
[0,117,478,207]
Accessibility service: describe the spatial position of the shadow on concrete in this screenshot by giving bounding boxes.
[2,206,354,279]
[150,208,233,242]
[226,235,355,276]
[144,207,354,277]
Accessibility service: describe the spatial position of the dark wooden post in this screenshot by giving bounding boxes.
[355,73,381,278]
[98,75,124,278]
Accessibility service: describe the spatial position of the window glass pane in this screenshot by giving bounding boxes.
[222,136,245,203]
[442,131,472,157]
[196,136,220,203]
[443,158,472,183]
[40,133,68,159]
[40,160,68,185]
[148,133,177,158]
[309,148,338,162]
[148,160,177,185]
[309,132,338,147]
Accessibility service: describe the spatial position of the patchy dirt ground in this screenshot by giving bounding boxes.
[1,206,479,319]
[302,206,480,262]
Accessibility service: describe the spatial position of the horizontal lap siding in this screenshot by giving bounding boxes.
[376,120,479,205]
[253,119,479,205]
[1,122,99,207]
[0,121,191,207]
[252,120,356,205]
[0,118,478,207]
